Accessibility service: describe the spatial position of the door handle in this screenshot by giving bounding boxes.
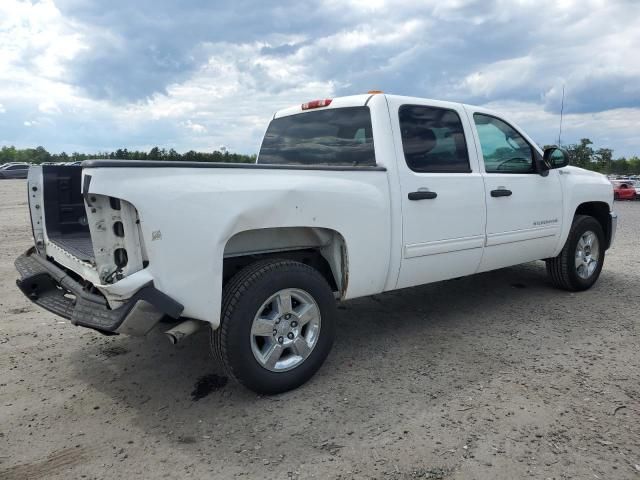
[490,189,512,197]
[408,191,437,200]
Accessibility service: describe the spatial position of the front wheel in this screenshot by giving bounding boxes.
[211,259,336,394]
[545,215,605,291]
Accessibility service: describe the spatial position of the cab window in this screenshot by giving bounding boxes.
[473,114,534,174]
[399,105,471,173]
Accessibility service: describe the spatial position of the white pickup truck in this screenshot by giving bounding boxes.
[16,93,616,394]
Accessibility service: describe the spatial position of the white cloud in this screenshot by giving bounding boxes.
[115,41,336,152]
[314,19,424,52]
[0,0,87,79]
[459,56,537,98]
[0,0,94,136]
[181,120,207,134]
[482,100,640,153]
[0,0,638,157]
[449,1,640,115]
[38,100,61,114]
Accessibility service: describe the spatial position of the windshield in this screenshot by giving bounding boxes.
[258,107,376,167]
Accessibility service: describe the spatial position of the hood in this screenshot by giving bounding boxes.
[563,166,610,184]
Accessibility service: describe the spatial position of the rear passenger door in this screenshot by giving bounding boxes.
[387,98,486,289]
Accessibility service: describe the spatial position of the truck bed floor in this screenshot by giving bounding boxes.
[49,233,95,262]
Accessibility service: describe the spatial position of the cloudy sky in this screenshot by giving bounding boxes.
[1,0,639,156]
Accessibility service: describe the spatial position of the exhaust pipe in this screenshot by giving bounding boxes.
[165,319,205,345]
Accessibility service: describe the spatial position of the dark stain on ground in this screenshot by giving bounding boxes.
[8,306,32,315]
[511,283,527,289]
[177,435,197,444]
[100,346,130,358]
[191,374,228,401]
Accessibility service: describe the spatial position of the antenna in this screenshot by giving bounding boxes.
[557,85,565,146]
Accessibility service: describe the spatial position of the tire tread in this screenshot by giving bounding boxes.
[545,215,604,291]
[211,259,330,391]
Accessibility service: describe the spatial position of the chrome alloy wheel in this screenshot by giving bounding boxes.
[250,288,321,372]
[575,230,600,280]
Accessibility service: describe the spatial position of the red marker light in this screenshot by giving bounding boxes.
[302,99,332,110]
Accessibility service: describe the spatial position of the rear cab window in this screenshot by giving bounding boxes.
[398,105,471,173]
[258,107,376,166]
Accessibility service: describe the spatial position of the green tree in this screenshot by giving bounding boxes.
[0,145,17,163]
[566,138,594,168]
[594,148,613,173]
[627,156,640,175]
[148,147,161,160]
[0,144,269,165]
[31,146,51,164]
[167,148,180,161]
[612,157,629,175]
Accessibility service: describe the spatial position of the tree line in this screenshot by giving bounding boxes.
[0,145,256,165]
[1,139,639,174]
[558,139,640,175]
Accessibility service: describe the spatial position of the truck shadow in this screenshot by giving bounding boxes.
[68,260,627,458]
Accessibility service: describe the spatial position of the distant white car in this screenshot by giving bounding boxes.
[15,92,617,393]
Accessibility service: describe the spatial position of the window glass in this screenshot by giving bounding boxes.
[399,105,470,173]
[8,165,27,170]
[473,114,534,173]
[258,107,375,166]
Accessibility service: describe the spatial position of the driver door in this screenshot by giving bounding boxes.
[465,107,564,272]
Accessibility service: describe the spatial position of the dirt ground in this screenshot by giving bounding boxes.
[0,178,638,480]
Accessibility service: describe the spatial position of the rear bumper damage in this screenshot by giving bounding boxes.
[15,247,183,335]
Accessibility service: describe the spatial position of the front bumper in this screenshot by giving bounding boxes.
[15,248,183,335]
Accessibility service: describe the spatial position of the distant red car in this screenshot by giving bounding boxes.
[612,181,637,200]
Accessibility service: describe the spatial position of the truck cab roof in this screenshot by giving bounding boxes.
[274,92,501,121]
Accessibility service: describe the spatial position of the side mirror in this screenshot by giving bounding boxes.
[543,146,570,169]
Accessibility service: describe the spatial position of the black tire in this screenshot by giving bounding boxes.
[545,215,605,291]
[211,259,336,394]
[614,192,619,200]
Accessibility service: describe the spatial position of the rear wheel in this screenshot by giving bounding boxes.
[211,259,336,394]
[545,215,605,291]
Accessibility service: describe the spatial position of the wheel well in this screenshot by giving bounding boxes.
[222,227,348,296]
[574,202,611,248]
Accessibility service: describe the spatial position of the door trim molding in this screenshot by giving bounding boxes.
[404,235,485,259]
[486,225,559,246]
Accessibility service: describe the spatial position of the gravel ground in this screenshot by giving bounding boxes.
[1,179,639,480]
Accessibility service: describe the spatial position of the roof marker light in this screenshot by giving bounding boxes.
[367,90,384,94]
[302,99,332,110]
